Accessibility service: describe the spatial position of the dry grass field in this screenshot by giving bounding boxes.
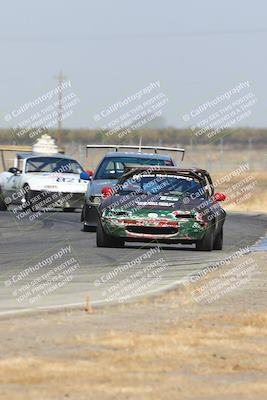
[213,171,267,213]
[0,252,266,400]
[1,312,267,400]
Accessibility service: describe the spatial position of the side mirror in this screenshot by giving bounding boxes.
[8,167,20,175]
[102,187,113,198]
[86,169,94,177]
[214,192,227,202]
[80,171,91,181]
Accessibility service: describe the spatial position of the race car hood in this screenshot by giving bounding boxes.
[26,172,88,193]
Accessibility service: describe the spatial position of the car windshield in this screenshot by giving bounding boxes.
[25,157,84,174]
[95,157,173,180]
[118,174,205,197]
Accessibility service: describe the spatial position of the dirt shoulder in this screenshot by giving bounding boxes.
[0,252,267,400]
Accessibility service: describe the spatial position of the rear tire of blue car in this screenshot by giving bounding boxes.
[96,222,124,248]
[196,229,214,251]
[83,223,96,232]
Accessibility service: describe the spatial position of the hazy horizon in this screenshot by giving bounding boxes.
[0,0,267,130]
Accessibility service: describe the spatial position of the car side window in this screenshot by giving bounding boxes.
[105,161,116,176]
[115,162,125,174]
[97,160,126,179]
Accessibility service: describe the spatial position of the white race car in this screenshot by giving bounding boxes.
[0,151,90,212]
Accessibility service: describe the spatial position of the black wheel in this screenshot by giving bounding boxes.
[23,185,35,211]
[113,238,125,248]
[81,205,86,222]
[213,228,223,250]
[83,223,96,232]
[196,228,214,251]
[96,222,124,248]
[0,189,7,211]
[96,222,113,247]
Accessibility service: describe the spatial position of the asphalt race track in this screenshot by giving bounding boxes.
[0,209,266,316]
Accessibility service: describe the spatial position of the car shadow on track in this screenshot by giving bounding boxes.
[119,244,197,252]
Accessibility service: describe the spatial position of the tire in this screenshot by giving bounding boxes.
[80,205,85,222]
[96,222,124,248]
[23,185,35,212]
[114,238,125,248]
[196,228,214,251]
[81,203,99,231]
[0,189,7,211]
[213,228,223,250]
[83,223,96,232]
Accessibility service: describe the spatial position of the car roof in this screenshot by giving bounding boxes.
[103,151,172,160]
[16,152,74,160]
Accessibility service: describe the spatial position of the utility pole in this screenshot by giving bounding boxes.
[54,70,67,145]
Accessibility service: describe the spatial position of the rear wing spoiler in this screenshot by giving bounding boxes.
[86,145,185,160]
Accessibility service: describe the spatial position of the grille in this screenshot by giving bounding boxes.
[126,226,178,235]
[175,214,194,219]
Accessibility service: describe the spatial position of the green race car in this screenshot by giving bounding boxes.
[96,166,227,251]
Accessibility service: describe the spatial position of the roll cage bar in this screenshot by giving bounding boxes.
[118,166,214,195]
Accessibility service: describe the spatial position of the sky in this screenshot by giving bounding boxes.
[0,0,266,129]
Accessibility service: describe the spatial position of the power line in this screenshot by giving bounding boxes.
[2,28,267,42]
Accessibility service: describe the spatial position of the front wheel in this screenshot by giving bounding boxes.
[96,222,124,248]
[196,229,214,251]
[0,189,7,211]
[23,185,35,211]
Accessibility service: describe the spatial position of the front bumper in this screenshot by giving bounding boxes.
[101,216,208,242]
[29,190,85,209]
